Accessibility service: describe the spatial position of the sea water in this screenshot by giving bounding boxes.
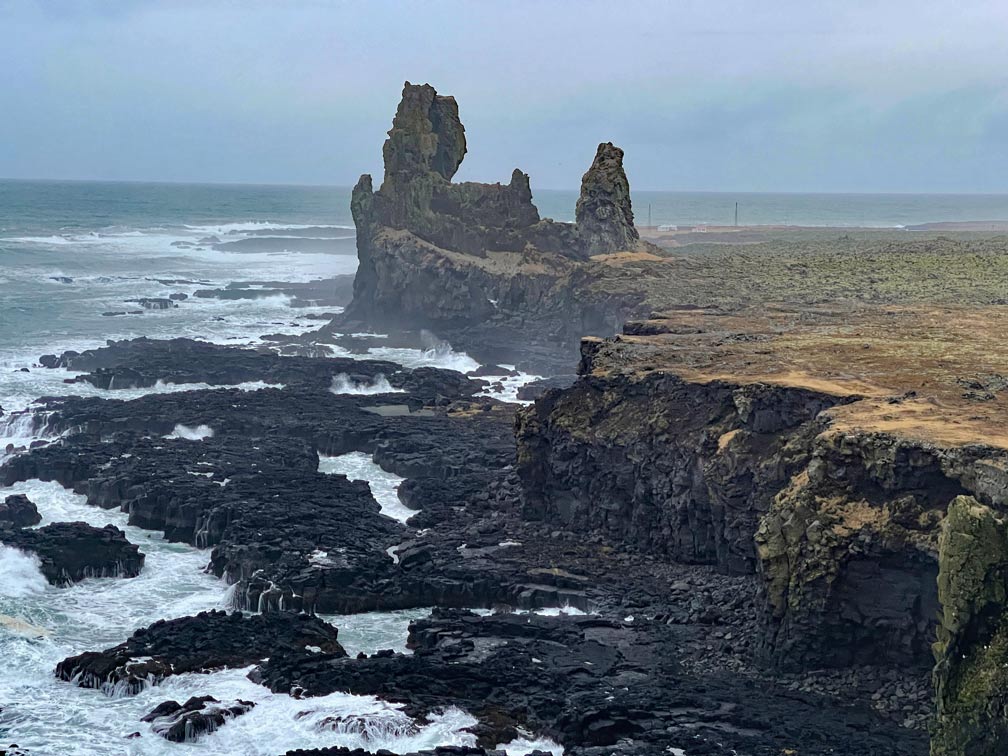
[0,180,561,754]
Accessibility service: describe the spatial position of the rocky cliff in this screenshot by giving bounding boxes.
[516,306,1008,692]
[931,496,1008,756]
[332,82,655,371]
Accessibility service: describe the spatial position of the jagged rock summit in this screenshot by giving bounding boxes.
[354,80,640,261]
[335,82,655,371]
[576,141,640,255]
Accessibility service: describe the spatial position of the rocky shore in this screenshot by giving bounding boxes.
[1,332,928,754]
[4,81,1006,755]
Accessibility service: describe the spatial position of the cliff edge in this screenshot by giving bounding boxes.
[515,305,1008,751]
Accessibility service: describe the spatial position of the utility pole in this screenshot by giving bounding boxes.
[734,202,738,227]
[648,203,652,228]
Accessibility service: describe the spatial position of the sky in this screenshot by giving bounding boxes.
[2,0,1007,192]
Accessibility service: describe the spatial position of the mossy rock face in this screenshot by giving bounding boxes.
[932,495,1008,756]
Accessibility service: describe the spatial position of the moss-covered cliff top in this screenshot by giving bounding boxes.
[580,304,1008,449]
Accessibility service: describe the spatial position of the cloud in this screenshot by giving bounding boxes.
[1,0,1006,191]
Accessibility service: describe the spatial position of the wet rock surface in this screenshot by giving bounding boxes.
[142,695,255,742]
[0,494,41,528]
[6,337,940,754]
[41,336,478,400]
[0,521,143,585]
[258,609,924,756]
[56,610,345,694]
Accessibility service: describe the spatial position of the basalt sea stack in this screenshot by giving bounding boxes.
[332,81,657,372]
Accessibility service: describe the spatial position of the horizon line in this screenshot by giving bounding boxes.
[2,176,1008,197]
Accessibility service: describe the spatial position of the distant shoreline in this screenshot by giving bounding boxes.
[639,220,1008,234]
[636,220,1008,247]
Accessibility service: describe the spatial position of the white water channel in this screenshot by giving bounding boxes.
[0,477,561,754]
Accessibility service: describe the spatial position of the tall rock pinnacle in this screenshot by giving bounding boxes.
[575,142,640,256]
[382,82,466,184]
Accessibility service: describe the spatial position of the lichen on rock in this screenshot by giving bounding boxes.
[931,495,1008,756]
[575,142,640,256]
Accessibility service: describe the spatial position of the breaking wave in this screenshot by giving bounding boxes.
[164,424,214,441]
[0,546,48,598]
[330,373,403,395]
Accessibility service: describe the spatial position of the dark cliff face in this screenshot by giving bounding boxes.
[931,497,1008,756]
[338,82,653,370]
[515,333,1008,681]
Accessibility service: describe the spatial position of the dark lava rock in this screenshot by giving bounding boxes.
[41,337,481,402]
[284,749,546,756]
[168,292,189,301]
[515,375,577,401]
[256,609,925,756]
[1,342,521,614]
[574,142,640,256]
[56,610,345,695]
[131,298,177,310]
[50,276,74,284]
[0,495,41,528]
[335,82,655,374]
[468,364,520,378]
[0,521,143,585]
[142,695,254,742]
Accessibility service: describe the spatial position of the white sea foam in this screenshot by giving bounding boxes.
[164,424,214,440]
[330,373,403,395]
[318,452,416,523]
[182,221,354,234]
[0,546,48,598]
[497,734,566,755]
[479,370,540,404]
[367,343,480,374]
[516,605,590,617]
[5,234,80,245]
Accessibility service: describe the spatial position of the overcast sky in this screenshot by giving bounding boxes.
[2,0,1007,192]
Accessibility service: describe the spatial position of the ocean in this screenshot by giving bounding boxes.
[1,178,1007,754]
[0,179,560,755]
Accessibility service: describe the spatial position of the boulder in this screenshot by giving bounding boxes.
[142,695,254,742]
[130,298,177,310]
[0,495,41,528]
[0,521,143,585]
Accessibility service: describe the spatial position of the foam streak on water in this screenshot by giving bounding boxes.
[318,451,416,523]
[0,190,556,753]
